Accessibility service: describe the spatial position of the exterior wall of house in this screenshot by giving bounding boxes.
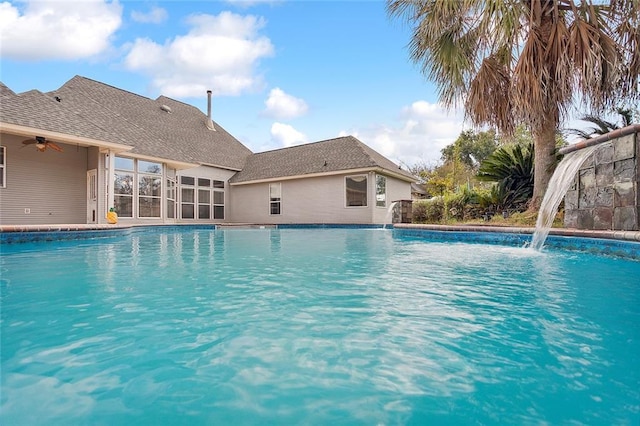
[371,175,413,224]
[0,135,88,225]
[229,172,412,225]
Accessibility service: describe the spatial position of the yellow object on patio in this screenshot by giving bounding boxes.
[107,208,118,224]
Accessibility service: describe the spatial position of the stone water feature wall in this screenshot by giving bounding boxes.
[562,125,640,231]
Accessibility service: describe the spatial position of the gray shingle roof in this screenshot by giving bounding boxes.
[230,135,416,183]
[0,82,121,144]
[2,77,415,183]
[1,76,253,170]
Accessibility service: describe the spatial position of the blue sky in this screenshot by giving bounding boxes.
[0,0,467,167]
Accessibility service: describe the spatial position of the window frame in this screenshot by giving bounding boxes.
[197,178,211,220]
[113,156,163,219]
[178,176,226,221]
[213,182,225,219]
[0,146,6,188]
[166,176,176,219]
[137,161,162,218]
[180,176,196,220]
[345,174,368,207]
[375,174,387,208]
[269,182,281,215]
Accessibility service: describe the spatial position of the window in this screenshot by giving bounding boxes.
[138,161,162,218]
[376,175,386,207]
[346,175,367,207]
[114,158,134,217]
[181,176,195,219]
[113,157,163,219]
[181,176,195,186]
[270,183,281,215]
[167,177,176,219]
[0,146,5,188]
[213,189,224,219]
[179,176,226,221]
[197,178,211,219]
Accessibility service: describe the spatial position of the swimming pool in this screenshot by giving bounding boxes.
[1,227,639,424]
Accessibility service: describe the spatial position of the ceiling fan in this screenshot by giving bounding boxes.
[21,136,63,152]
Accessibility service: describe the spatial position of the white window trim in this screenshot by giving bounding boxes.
[114,156,163,219]
[345,174,368,208]
[178,176,226,221]
[179,175,196,220]
[376,174,387,208]
[0,146,6,188]
[269,182,281,215]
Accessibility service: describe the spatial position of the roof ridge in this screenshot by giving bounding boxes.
[68,75,156,103]
[252,135,356,156]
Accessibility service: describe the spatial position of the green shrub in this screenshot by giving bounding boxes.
[412,197,444,223]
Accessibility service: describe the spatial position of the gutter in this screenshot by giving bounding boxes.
[558,124,640,156]
[230,167,416,186]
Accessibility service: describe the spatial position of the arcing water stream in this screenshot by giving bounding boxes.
[530,144,605,250]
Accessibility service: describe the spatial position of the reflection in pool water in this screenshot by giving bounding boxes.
[1,228,639,424]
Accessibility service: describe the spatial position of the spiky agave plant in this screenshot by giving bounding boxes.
[477,143,534,211]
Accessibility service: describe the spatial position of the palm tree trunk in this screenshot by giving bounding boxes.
[530,120,557,210]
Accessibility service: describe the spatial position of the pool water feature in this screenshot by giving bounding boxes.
[531,144,604,250]
[1,228,639,424]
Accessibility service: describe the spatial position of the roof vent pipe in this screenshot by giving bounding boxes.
[205,90,215,131]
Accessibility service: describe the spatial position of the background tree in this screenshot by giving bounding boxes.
[441,129,499,170]
[387,0,640,209]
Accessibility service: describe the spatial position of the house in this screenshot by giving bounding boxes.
[0,76,416,226]
[411,182,428,200]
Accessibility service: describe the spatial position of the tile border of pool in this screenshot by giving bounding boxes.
[2,223,640,260]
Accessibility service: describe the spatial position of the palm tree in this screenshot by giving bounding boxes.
[387,0,640,209]
[565,107,636,139]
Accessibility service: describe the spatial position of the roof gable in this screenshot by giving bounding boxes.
[230,136,416,183]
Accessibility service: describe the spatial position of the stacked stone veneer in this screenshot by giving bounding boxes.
[564,130,638,230]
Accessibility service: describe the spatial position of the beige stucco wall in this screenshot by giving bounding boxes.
[229,171,412,225]
[0,134,88,225]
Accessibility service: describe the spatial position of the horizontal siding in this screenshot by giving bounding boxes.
[230,173,376,224]
[0,136,88,225]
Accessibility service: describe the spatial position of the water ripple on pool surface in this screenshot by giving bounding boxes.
[1,228,639,424]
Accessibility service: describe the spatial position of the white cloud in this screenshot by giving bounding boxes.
[271,122,308,147]
[123,11,274,98]
[263,88,308,119]
[0,0,122,61]
[340,100,465,167]
[131,6,167,24]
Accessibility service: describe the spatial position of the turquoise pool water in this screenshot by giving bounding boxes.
[1,228,639,425]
